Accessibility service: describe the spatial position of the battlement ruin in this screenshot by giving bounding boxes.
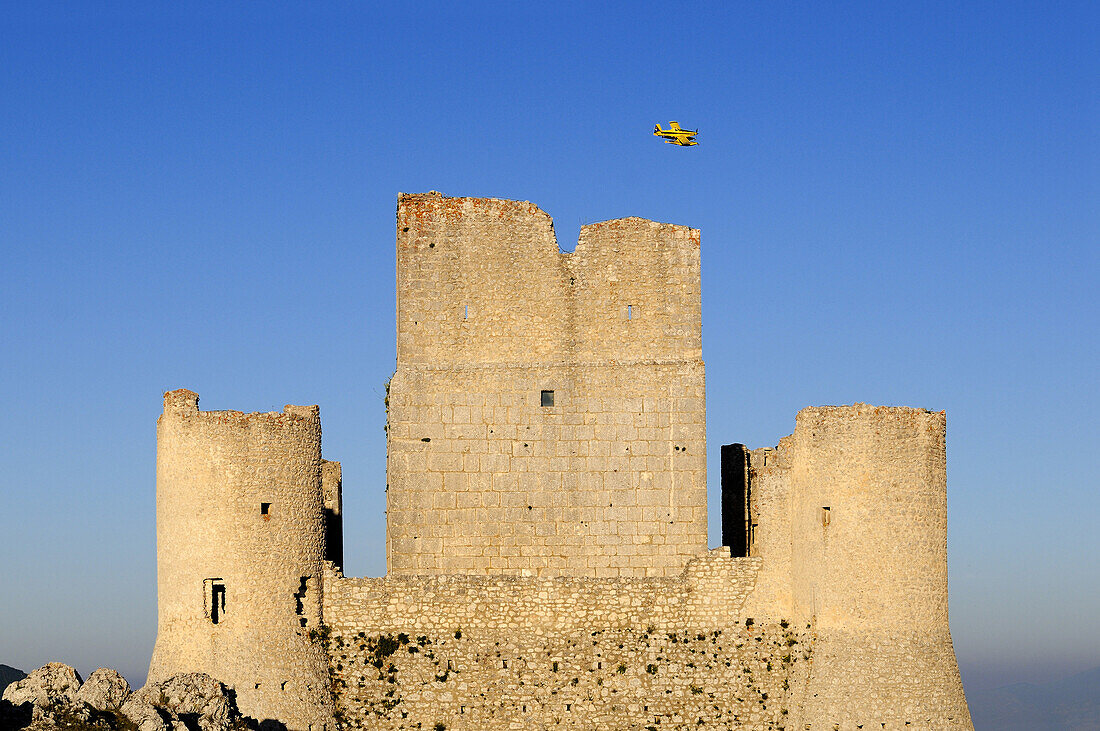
[148,194,973,730]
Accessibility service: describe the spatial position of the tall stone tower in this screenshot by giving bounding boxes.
[148,390,337,730]
[789,405,972,728]
[385,192,708,577]
[729,405,973,728]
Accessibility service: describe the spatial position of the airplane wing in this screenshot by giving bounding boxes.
[668,121,682,130]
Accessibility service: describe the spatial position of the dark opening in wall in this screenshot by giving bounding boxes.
[204,579,226,624]
[260,502,271,520]
[721,444,751,557]
[294,577,311,627]
[540,390,554,407]
[324,507,343,569]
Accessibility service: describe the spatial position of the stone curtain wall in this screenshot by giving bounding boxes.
[322,551,817,730]
[150,390,334,731]
[387,194,706,577]
[325,551,758,632]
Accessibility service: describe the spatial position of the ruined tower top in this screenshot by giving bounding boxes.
[395,192,702,367]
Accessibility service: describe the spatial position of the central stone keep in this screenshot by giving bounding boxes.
[386,192,707,577]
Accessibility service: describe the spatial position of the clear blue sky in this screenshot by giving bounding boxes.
[1,2,1096,693]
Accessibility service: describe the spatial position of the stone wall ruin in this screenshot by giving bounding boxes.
[148,193,972,730]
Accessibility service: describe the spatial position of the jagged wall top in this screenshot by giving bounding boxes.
[159,388,320,425]
[395,193,702,366]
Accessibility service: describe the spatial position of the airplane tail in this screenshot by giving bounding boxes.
[653,124,662,134]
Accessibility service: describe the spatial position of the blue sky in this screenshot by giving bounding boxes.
[1,2,1096,692]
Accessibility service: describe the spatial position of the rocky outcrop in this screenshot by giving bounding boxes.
[1,662,85,725]
[0,663,245,731]
[129,673,239,731]
[74,669,131,715]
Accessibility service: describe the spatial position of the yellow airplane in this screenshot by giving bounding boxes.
[653,121,699,146]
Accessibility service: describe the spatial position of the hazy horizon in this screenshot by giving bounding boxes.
[1,1,1097,704]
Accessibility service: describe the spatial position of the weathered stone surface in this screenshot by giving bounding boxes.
[74,668,132,715]
[119,696,171,731]
[148,392,334,730]
[1,662,84,724]
[388,194,707,579]
[0,665,246,731]
[131,673,238,731]
[145,194,974,730]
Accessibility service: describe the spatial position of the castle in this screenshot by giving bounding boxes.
[147,193,973,730]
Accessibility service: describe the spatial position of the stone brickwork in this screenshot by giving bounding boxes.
[148,195,973,730]
[149,390,335,731]
[322,551,812,730]
[324,549,760,634]
[735,404,973,729]
[387,193,707,577]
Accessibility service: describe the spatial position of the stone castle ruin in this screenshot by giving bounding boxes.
[148,193,973,730]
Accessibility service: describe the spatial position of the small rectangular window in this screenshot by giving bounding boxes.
[261,502,271,519]
[204,578,226,624]
[464,304,469,320]
[540,390,554,407]
[821,506,831,527]
[627,304,633,320]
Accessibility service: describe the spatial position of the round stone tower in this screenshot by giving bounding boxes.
[788,404,973,729]
[148,389,334,731]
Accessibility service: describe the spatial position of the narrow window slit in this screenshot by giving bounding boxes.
[204,579,226,624]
